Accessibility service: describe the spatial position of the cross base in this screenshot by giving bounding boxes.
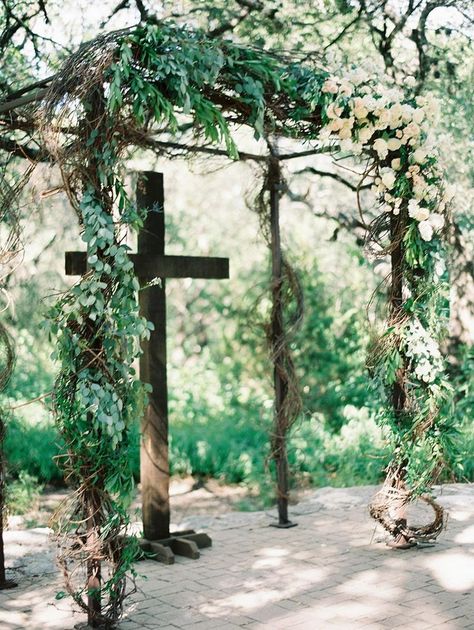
[0,579,18,590]
[269,521,298,529]
[138,530,212,565]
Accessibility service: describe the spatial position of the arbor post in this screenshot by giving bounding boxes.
[0,430,17,590]
[268,156,297,529]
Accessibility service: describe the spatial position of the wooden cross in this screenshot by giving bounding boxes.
[66,171,229,557]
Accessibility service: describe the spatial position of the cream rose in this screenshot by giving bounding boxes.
[408,199,430,221]
[375,108,392,129]
[412,149,426,164]
[387,138,402,151]
[322,78,339,94]
[418,221,434,242]
[338,126,352,139]
[412,108,425,124]
[327,103,343,119]
[338,81,353,97]
[329,117,344,132]
[352,97,369,119]
[428,213,445,232]
[391,158,401,170]
[358,126,374,144]
[402,104,414,123]
[381,171,396,190]
[403,122,421,139]
[373,138,388,159]
[362,95,378,112]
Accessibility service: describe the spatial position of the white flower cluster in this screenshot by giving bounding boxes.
[320,73,450,242]
[403,320,443,384]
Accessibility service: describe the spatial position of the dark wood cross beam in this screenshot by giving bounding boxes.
[65,171,229,562]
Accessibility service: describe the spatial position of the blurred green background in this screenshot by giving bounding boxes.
[1,0,473,512]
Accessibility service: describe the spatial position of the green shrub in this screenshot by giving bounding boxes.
[4,414,63,483]
[7,471,43,515]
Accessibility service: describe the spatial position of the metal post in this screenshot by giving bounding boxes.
[268,157,296,529]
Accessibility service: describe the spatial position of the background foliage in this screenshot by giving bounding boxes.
[0,0,473,510]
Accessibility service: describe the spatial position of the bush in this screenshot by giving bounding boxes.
[6,471,43,515]
[4,413,63,484]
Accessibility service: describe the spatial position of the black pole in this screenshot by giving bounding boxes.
[268,157,296,529]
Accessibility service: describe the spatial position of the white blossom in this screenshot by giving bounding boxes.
[358,125,375,143]
[408,199,430,221]
[418,220,434,241]
[427,213,445,232]
[404,320,443,383]
[443,183,456,202]
[381,170,396,189]
[373,138,388,159]
[387,138,402,151]
[346,68,366,86]
[391,158,401,170]
[412,149,427,164]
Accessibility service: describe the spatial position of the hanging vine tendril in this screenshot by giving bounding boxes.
[252,156,304,509]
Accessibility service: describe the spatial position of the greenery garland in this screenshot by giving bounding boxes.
[38,20,453,623]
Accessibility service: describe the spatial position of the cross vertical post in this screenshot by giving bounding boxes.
[136,172,170,541]
[65,171,229,560]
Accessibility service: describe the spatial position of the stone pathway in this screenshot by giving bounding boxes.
[1,484,474,629]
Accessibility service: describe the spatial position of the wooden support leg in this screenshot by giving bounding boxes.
[86,498,101,627]
[0,448,17,590]
[137,530,212,564]
[270,455,297,528]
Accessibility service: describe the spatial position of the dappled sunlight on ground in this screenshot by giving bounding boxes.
[455,524,474,544]
[1,484,474,629]
[423,550,474,591]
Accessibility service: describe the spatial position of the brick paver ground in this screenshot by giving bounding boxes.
[1,484,473,629]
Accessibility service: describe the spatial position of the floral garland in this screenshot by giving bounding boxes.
[317,72,454,526]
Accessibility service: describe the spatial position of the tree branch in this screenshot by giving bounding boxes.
[208,0,265,38]
[294,166,371,192]
[0,137,48,162]
[0,88,48,114]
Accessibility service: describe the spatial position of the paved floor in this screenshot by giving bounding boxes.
[1,484,474,629]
